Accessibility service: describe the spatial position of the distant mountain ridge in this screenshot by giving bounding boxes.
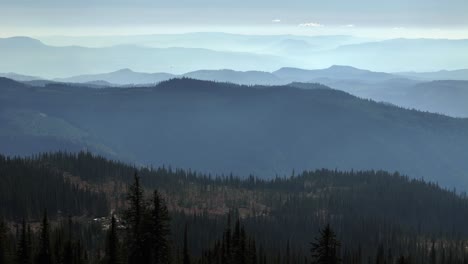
[2,36,468,77]
[7,65,468,118]
[55,68,175,85]
[397,69,468,81]
[1,77,468,189]
[0,72,43,82]
[46,65,403,86]
[273,65,397,82]
[8,64,467,86]
[0,36,288,77]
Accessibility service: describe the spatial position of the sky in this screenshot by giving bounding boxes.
[1,0,468,39]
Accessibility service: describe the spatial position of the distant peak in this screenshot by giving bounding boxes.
[328,65,359,70]
[0,36,44,47]
[278,67,302,70]
[274,67,304,73]
[326,65,370,74]
[5,36,40,42]
[115,68,134,73]
[0,77,25,86]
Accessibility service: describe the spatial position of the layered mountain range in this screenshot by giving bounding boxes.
[1,77,468,189]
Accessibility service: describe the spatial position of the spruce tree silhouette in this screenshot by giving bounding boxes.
[310,224,341,264]
[36,210,52,264]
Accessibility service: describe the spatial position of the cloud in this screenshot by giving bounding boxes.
[392,27,405,30]
[298,22,323,27]
[344,24,355,27]
[272,19,281,23]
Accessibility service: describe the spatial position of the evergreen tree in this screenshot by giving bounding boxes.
[430,241,436,264]
[63,217,73,264]
[0,219,7,264]
[150,190,170,264]
[397,255,410,264]
[36,210,52,264]
[73,239,85,264]
[27,225,32,264]
[183,224,190,264]
[238,226,247,264]
[104,215,119,264]
[310,224,341,264]
[125,172,145,264]
[375,244,385,264]
[248,238,257,264]
[198,217,257,264]
[16,219,30,264]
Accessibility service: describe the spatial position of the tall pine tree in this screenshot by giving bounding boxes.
[63,216,73,264]
[150,190,170,264]
[16,219,30,264]
[125,172,145,264]
[105,214,120,264]
[183,224,190,264]
[310,224,341,264]
[36,210,52,264]
[0,219,7,264]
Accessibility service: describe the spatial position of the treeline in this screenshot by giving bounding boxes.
[0,211,104,264]
[0,154,108,220]
[2,152,468,263]
[1,173,466,263]
[32,153,468,250]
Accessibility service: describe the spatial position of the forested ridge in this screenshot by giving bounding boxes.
[2,77,468,188]
[1,152,468,263]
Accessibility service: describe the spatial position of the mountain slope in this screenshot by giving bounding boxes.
[0,37,287,77]
[397,69,468,80]
[3,36,468,78]
[56,69,282,86]
[330,79,468,118]
[273,65,398,83]
[0,72,43,82]
[183,69,283,85]
[55,68,175,85]
[31,65,402,86]
[1,77,468,188]
[3,151,468,260]
[325,38,468,72]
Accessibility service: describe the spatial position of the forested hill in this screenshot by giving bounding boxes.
[2,152,468,263]
[1,77,468,188]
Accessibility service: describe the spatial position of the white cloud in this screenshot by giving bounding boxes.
[393,27,405,30]
[272,19,281,23]
[298,22,323,27]
[345,24,355,27]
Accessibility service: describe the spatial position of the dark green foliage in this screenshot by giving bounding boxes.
[63,217,73,264]
[183,225,190,264]
[36,210,51,264]
[104,215,120,264]
[0,219,7,264]
[125,173,146,263]
[310,224,341,264]
[199,217,257,264]
[374,244,385,264]
[430,241,436,264]
[0,154,108,220]
[16,219,30,264]
[2,77,468,188]
[397,255,411,264]
[0,214,104,264]
[2,153,468,263]
[59,217,87,264]
[150,191,170,264]
[123,173,172,264]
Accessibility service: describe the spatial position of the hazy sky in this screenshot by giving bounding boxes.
[1,0,468,38]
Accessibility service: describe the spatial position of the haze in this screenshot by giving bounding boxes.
[1,0,468,39]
